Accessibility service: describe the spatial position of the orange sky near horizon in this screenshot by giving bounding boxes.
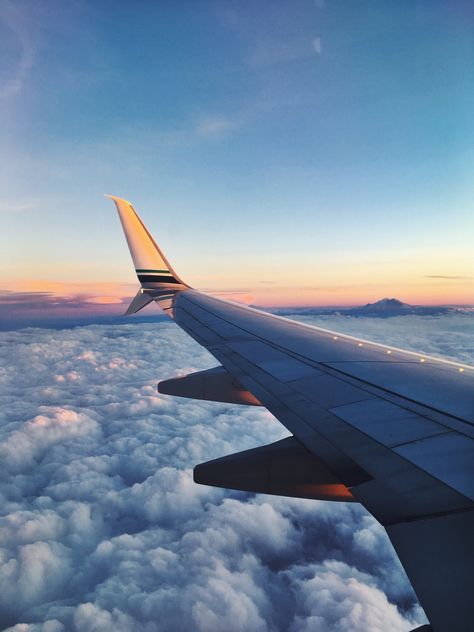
[1,271,472,312]
[2,240,473,314]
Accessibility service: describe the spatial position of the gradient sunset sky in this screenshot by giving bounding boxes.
[1,0,473,319]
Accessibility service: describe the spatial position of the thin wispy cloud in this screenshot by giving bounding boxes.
[204,290,254,305]
[0,199,39,213]
[248,39,321,68]
[0,290,126,310]
[0,280,136,296]
[312,37,322,56]
[100,113,242,154]
[195,116,238,137]
[424,275,473,280]
[0,2,35,99]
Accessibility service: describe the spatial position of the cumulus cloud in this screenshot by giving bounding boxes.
[2,313,466,630]
[0,407,100,473]
[288,560,411,632]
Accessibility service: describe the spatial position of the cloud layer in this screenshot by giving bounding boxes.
[2,312,469,630]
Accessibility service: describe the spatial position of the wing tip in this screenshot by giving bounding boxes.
[104,194,133,206]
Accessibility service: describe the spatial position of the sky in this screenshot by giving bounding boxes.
[0,0,473,323]
[6,309,474,631]
[1,5,473,629]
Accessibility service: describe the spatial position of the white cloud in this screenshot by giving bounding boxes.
[288,560,414,632]
[0,200,39,214]
[248,40,319,68]
[195,117,237,138]
[1,314,461,630]
[0,407,100,473]
[312,37,322,56]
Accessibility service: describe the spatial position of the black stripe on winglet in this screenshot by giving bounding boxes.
[137,274,181,284]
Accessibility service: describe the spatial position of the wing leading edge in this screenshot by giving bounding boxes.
[109,196,474,632]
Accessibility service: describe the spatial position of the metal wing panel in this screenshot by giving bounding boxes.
[170,290,474,526]
[329,399,449,447]
[394,433,474,500]
[180,291,474,424]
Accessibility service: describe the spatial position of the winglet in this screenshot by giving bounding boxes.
[106,195,188,288]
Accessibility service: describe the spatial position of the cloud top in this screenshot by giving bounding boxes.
[1,314,461,629]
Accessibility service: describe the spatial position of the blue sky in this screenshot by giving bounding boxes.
[1,0,473,309]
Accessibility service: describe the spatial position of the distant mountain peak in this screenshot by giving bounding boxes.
[271,299,458,319]
[362,298,411,310]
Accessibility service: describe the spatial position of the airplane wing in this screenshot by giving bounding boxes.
[108,195,473,632]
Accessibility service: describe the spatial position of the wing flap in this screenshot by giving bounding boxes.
[194,436,355,502]
[158,366,261,406]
